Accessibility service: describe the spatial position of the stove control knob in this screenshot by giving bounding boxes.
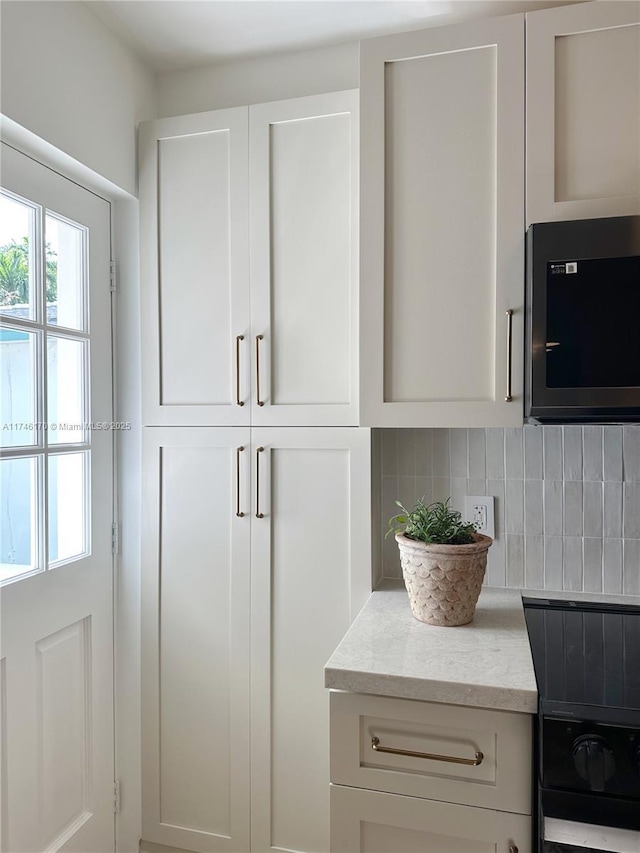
[572,735,615,792]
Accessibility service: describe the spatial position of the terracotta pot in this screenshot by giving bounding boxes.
[395,532,493,627]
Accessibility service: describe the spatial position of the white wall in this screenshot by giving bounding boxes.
[158,41,358,116]
[0,0,157,196]
[2,5,153,848]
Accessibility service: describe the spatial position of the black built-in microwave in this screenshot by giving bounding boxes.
[525,215,640,423]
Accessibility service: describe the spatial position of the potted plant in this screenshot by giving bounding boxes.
[388,498,492,627]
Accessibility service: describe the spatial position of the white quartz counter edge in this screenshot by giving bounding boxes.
[324,585,538,714]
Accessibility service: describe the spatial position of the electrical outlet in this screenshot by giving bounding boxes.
[464,496,495,539]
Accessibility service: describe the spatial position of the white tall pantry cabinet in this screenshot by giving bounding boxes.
[139,91,368,853]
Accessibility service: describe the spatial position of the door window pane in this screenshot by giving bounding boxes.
[47,336,86,444]
[1,327,39,448]
[48,452,87,565]
[0,456,39,582]
[0,192,37,321]
[45,214,86,331]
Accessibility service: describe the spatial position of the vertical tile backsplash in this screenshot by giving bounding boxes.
[376,426,640,596]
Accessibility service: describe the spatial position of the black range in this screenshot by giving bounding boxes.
[523,598,640,851]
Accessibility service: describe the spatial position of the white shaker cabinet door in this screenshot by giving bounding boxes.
[330,785,531,853]
[249,92,360,426]
[360,15,525,428]
[526,1,640,225]
[140,109,251,426]
[141,428,251,853]
[250,427,371,853]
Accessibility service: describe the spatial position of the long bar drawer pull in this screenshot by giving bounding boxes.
[236,446,244,518]
[505,309,514,402]
[256,335,265,406]
[255,446,265,519]
[235,335,244,407]
[371,736,483,766]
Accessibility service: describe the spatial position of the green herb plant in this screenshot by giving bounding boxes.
[387,498,477,545]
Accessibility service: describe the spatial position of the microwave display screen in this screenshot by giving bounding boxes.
[546,255,640,389]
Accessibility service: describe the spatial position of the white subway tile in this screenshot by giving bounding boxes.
[524,426,543,480]
[432,477,451,504]
[506,535,524,587]
[623,540,640,595]
[525,480,544,535]
[381,429,398,475]
[414,477,432,506]
[603,426,623,481]
[505,479,524,535]
[414,429,433,477]
[450,429,468,478]
[525,535,544,589]
[583,538,603,593]
[623,426,640,482]
[398,475,416,511]
[450,477,467,514]
[432,429,450,477]
[583,481,603,538]
[603,539,623,594]
[563,481,583,537]
[563,427,583,481]
[563,537,583,591]
[543,426,563,480]
[468,429,486,479]
[383,532,402,579]
[544,481,563,537]
[467,478,487,500]
[603,482,623,538]
[397,428,416,477]
[623,482,640,539]
[486,429,505,479]
[582,426,603,481]
[543,537,563,591]
[485,535,506,587]
[505,428,524,479]
[487,479,505,540]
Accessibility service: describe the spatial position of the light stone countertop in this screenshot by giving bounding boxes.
[324,583,539,714]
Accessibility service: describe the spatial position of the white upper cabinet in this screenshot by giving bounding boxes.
[359,15,525,428]
[526,1,640,225]
[140,91,359,428]
[140,109,251,426]
[250,92,360,426]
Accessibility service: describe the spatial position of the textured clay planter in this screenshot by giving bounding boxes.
[396,532,493,627]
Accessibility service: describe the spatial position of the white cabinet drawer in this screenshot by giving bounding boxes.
[331,784,531,853]
[330,692,532,814]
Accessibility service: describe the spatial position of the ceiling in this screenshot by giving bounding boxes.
[88,0,576,72]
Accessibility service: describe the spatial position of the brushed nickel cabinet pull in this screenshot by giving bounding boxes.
[371,736,483,767]
[256,446,265,518]
[236,446,244,517]
[235,335,244,406]
[505,309,514,402]
[256,335,265,406]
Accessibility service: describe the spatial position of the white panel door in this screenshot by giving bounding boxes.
[526,1,640,224]
[0,145,114,852]
[139,109,250,426]
[250,427,371,853]
[250,92,359,426]
[330,785,531,853]
[360,16,524,427]
[141,427,251,853]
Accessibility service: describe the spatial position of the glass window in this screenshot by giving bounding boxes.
[0,190,92,584]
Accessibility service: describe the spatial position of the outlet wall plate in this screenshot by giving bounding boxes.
[464,495,496,539]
